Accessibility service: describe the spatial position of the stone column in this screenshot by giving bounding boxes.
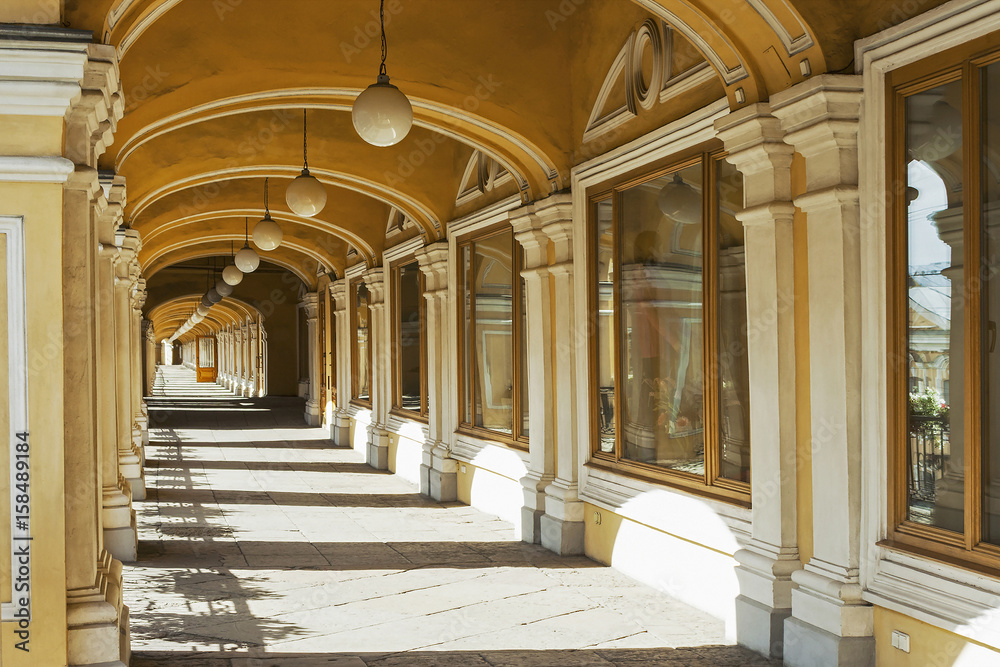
[363,268,390,469]
[771,75,873,667]
[331,279,352,446]
[96,177,137,564]
[143,319,156,396]
[511,207,555,544]
[132,278,148,452]
[301,292,321,424]
[715,103,800,659]
[537,195,585,554]
[113,228,145,500]
[415,242,458,500]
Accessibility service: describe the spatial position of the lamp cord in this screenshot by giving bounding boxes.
[379,0,387,76]
[302,109,308,170]
[264,177,270,214]
[244,217,249,245]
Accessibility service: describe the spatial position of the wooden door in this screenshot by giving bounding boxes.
[196,335,217,382]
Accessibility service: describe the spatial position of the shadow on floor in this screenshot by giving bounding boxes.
[132,646,778,666]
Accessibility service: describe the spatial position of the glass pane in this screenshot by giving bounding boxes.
[397,262,423,412]
[620,161,704,472]
[198,338,215,368]
[473,231,514,434]
[461,244,472,423]
[904,80,964,532]
[982,62,1000,545]
[595,198,616,453]
[355,282,370,401]
[717,159,749,482]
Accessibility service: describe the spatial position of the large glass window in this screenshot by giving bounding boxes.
[458,227,528,445]
[590,151,749,500]
[351,279,371,405]
[393,260,426,417]
[889,43,1000,566]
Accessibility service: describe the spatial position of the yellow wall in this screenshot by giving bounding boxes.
[0,0,59,24]
[0,183,69,665]
[874,607,1000,666]
[791,152,813,565]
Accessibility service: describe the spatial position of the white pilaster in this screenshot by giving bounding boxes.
[511,206,555,545]
[330,279,352,446]
[363,268,390,469]
[715,103,800,659]
[113,228,145,501]
[772,74,874,667]
[301,292,321,425]
[415,241,458,501]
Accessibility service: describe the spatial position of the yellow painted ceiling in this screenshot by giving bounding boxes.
[50,0,950,337]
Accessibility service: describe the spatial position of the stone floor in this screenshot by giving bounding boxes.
[126,366,776,666]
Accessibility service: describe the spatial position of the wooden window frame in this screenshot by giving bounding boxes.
[885,34,1000,575]
[456,222,529,449]
[587,147,750,506]
[350,277,372,408]
[391,258,428,420]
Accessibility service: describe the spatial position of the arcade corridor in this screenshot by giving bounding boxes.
[125,367,773,666]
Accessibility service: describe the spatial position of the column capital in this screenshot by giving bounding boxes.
[414,241,449,293]
[330,278,348,311]
[714,103,794,208]
[299,291,319,320]
[362,267,386,305]
[771,75,862,192]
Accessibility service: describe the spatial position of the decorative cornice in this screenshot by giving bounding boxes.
[0,155,74,183]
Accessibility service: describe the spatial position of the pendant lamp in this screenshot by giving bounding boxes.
[286,110,328,216]
[352,0,413,147]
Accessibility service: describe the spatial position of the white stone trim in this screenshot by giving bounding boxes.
[451,432,530,482]
[0,216,29,622]
[0,46,88,116]
[445,194,522,239]
[855,0,1000,649]
[381,232,424,266]
[0,156,74,183]
[746,0,814,56]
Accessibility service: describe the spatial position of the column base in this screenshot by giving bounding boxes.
[422,464,457,502]
[122,474,145,501]
[367,427,389,470]
[540,514,584,555]
[67,597,127,667]
[784,616,875,667]
[520,472,552,544]
[332,414,351,447]
[103,523,137,563]
[304,399,321,426]
[737,595,789,659]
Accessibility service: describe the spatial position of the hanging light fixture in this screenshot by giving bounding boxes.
[657,173,702,225]
[285,110,328,216]
[253,178,284,250]
[235,217,260,273]
[223,241,244,285]
[215,280,234,298]
[352,0,413,147]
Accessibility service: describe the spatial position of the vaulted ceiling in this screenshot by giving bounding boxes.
[59,0,947,301]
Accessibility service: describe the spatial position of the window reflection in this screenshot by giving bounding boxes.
[473,231,514,434]
[982,61,1000,545]
[596,198,615,452]
[354,281,370,402]
[904,79,964,533]
[396,262,423,413]
[620,162,705,472]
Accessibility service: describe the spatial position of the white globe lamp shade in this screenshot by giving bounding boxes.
[206,287,222,304]
[234,245,260,273]
[196,305,209,317]
[253,215,284,251]
[191,313,204,324]
[285,171,327,217]
[352,74,413,147]
[658,175,702,225]
[215,280,234,298]
[222,264,243,286]
[200,294,213,309]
